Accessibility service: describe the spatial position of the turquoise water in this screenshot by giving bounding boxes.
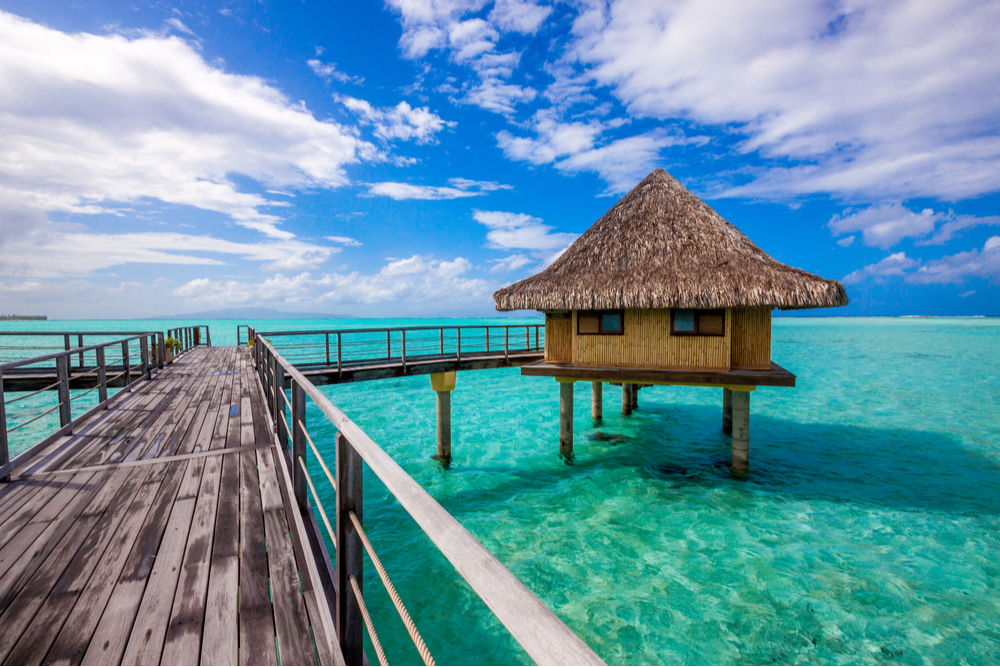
[2,317,999,664]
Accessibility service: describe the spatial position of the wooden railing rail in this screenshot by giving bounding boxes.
[251,329,603,666]
[0,332,164,483]
[0,330,163,368]
[253,324,544,372]
[166,325,211,351]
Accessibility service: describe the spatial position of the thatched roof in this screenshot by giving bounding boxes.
[494,169,848,311]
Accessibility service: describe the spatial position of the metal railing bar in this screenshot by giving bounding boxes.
[6,403,62,433]
[299,420,336,493]
[350,575,389,667]
[297,456,336,551]
[349,510,435,666]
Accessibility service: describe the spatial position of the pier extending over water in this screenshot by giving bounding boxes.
[0,326,603,666]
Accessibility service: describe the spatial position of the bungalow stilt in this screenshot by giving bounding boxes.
[430,372,456,466]
[592,381,602,420]
[559,381,573,459]
[492,169,848,472]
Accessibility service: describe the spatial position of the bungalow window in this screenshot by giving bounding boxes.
[578,310,624,335]
[671,309,725,336]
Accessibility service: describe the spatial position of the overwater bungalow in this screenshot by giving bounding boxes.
[494,169,849,473]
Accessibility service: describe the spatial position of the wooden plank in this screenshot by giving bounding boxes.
[239,437,277,665]
[160,352,236,665]
[81,460,188,666]
[258,446,317,665]
[199,451,240,666]
[120,458,205,665]
[520,359,796,387]
[43,461,180,665]
[0,465,146,664]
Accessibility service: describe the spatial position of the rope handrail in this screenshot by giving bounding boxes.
[68,384,100,402]
[3,378,63,405]
[350,575,388,667]
[296,456,336,552]
[6,402,62,433]
[349,510,435,666]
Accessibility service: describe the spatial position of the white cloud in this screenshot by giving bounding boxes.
[0,11,374,241]
[307,59,363,84]
[568,0,1000,201]
[829,204,1000,248]
[171,255,491,309]
[829,205,939,249]
[325,235,363,246]
[958,290,976,298]
[0,229,338,277]
[366,178,512,200]
[339,96,453,144]
[489,254,532,272]
[836,235,855,248]
[473,210,578,251]
[909,237,1000,284]
[842,252,920,284]
[488,0,552,34]
[165,18,195,36]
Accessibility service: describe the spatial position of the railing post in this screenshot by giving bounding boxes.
[457,328,461,362]
[274,357,286,444]
[439,328,444,355]
[56,354,72,429]
[402,329,406,372]
[140,336,150,380]
[194,327,201,347]
[0,369,9,482]
[157,332,165,369]
[291,380,307,508]
[325,333,331,366]
[505,326,509,362]
[96,345,108,405]
[386,330,390,360]
[122,341,132,389]
[336,431,363,665]
[486,327,490,353]
[337,333,342,378]
[536,325,540,350]
[77,334,84,369]
[205,326,211,347]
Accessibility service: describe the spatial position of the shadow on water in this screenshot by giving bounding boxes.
[434,402,1000,519]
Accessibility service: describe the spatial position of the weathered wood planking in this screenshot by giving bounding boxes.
[0,347,334,666]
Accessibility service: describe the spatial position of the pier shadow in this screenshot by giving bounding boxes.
[429,403,1000,519]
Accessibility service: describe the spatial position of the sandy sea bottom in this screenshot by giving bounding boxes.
[3,317,999,664]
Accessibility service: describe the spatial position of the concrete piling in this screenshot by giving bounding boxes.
[622,383,632,416]
[560,381,574,459]
[723,387,733,434]
[732,390,750,476]
[430,372,456,466]
[591,381,602,420]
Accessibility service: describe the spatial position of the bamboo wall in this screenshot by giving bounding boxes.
[571,309,731,370]
[730,307,772,369]
[544,313,573,363]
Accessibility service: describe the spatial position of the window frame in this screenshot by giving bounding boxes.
[576,309,625,336]
[671,308,726,337]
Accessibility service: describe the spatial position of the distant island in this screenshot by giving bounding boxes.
[150,307,353,320]
[0,314,47,321]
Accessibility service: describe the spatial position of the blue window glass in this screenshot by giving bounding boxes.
[673,309,695,332]
[601,312,621,333]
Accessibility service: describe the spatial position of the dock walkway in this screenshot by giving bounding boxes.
[0,346,337,665]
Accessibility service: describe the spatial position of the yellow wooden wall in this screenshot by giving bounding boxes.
[571,309,731,370]
[544,313,573,363]
[730,307,772,369]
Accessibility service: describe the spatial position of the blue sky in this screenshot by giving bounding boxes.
[0,0,997,318]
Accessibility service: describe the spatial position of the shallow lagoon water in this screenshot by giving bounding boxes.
[2,317,999,664]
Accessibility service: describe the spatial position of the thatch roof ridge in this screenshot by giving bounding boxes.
[493,169,848,311]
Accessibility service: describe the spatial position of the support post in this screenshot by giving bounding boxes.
[723,388,733,434]
[96,346,108,405]
[77,334,84,370]
[56,354,71,429]
[205,326,211,347]
[0,369,9,483]
[591,381,602,420]
[630,384,638,410]
[157,332,165,369]
[336,432,364,665]
[274,358,286,445]
[732,390,750,476]
[291,380,307,507]
[559,381,573,459]
[140,336,150,380]
[325,333,331,366]
[337,333,342,378]
[122,341,132,389]
[622,383,632,416]
[430,372,456,466]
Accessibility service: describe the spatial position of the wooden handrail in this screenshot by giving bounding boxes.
[254,335,603,666]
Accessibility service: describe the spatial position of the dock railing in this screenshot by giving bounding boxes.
[167,325,211,351]
[246,323,544,373]
[0,330,165,368]
[250,329,603,666]
[0,332,162,482]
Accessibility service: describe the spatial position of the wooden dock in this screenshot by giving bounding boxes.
[0,346,339,665]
